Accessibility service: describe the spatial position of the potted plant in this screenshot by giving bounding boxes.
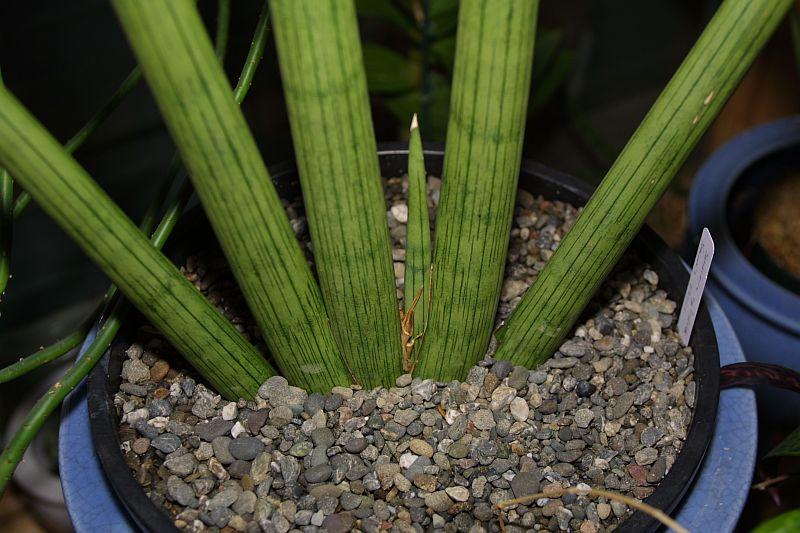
[0,0,791,531]
[688,117,800,425]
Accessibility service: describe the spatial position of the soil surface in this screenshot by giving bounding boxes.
[114,176,695,532]
[752,172,800,280]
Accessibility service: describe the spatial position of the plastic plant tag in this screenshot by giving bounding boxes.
[678,228,715,345]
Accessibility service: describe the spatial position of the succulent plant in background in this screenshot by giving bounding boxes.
[356,0,573,140]
[0,0,793,514]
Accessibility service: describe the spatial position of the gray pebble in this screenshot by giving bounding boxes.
[304,463,333,483]
[151,433,181,454]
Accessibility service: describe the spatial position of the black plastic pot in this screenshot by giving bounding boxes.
[88,144,719,532]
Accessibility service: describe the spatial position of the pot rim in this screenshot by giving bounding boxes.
[688,116,800,334]
[88,143,719,533]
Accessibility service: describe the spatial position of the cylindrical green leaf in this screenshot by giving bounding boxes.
[405,115,432,326]
[415,0,539,381]
[270,0,402,388]
[0,89,273,399]
[112,0,351,391]
[495,0,793,366]
[402,115,432,372]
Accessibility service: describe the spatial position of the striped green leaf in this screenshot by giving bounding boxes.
[270,0,402,388]
[402,115,432,372]
[112,0,351,391]
[0,89,274,399]
[495,0,793,366]
[415,0,539,381]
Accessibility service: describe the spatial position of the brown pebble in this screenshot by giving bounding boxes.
[542,483,564,498]
[633,485,655,499]
[413,473,437,492]
[132,437,150,455]
[580,520,600,533]
[241,474,254,492]
[627,463,649,485]
[150,360,170,381]
[154,387,170,400]
[409,439,434,458]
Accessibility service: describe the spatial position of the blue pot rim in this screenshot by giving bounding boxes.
[688,116,800,334]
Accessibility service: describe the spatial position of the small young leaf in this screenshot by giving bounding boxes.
[430,36,456,73]
[356,0,417,35]
[766,426,800,459]
[428,0,459,38]
[363,43,415,94]
[529,49,573,114]
[531,28,563,81]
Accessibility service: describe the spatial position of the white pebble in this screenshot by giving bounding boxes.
[399,453,419,469]
[125,407,149,425]
[231,421,247,438]
[445,486,470,502]
[509,397,529,422]
[574,483,591,496]
[390,204,408,224]
[222,402,238,421]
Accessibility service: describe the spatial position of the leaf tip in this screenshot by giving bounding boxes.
[410,113,419,132]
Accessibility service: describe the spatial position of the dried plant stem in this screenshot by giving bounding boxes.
[495,486,688,533]
[752,475,790,491]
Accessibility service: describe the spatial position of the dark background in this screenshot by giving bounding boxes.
[1,1,798,530]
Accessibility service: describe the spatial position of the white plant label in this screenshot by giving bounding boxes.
[677,228,715,346]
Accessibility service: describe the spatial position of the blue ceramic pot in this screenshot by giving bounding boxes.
[688,117,800,423]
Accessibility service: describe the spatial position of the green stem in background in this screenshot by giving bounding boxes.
[233,1,269,103]
[0,0,264,388]
[214,0,231,62]
[270,0,402,388]
[495,0,793,366]
[0,178,194,499]
[417,0,433,138]
[0,329,88,385]
[0,296,129,499]
[0,2,254,497]
[0,170,194,499]
[0,160,185,384]
[12,68,143,219]
[112,0,349,391]
[0,88,275,399]
[415,0,539,381]
[403,115,431,351]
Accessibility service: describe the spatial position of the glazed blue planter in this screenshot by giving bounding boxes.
[59,148,757,532]
[688,117,800,424]
[59,293,756,532]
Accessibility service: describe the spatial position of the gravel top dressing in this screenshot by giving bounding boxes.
[114,176,695,532]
